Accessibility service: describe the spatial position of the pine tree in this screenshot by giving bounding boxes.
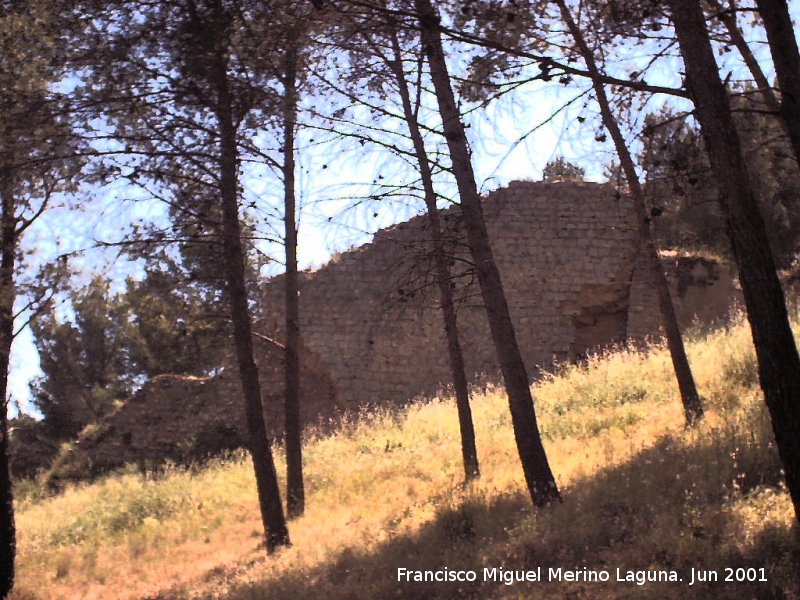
[79,0,291,551]
[1,1,86,592]
[669,0,800,523]
[415,0,559,506]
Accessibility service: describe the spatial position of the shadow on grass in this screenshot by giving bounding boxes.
[165,416,800,600]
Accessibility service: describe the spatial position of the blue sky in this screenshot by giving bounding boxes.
[7,3,786,416]
[8,81,582,415]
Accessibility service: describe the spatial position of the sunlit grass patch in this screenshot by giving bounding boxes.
[9,313,799,600]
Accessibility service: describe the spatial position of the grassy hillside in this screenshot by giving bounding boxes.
[9,311,800,600]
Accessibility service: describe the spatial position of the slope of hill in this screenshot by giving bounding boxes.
[9,310,800,600]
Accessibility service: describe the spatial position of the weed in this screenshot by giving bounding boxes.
[10,314,800,600]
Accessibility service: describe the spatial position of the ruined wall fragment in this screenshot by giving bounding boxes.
[261,180,639,410]
[80,181,660,471]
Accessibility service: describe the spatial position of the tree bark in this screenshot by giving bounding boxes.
[556,0,704,426]
[670,0,800,522]
[754,0,800,166]
[212,51,290,552]
[415,0,559,506]
[0,170,17,599]
[387,28,480,481]
[282,36,304,519]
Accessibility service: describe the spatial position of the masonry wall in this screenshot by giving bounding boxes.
[260,180,639,412]
[83,180,749,471]
[75,338,338,473]
[627,251,742,340]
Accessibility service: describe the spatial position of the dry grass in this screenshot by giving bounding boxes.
[9,311,800,599]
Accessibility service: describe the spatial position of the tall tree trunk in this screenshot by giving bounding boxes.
[0,172,17,599]
[556,0,704,426]
[387,28,480,481]
[706,0,781,114]
[282,36,304,519]
[754,0,800,166]
[669,0,800,522]
[415,0,559,506]
[212,55,290,552]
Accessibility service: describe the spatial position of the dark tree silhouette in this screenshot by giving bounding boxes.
[669,0,800,522]
[415,0,559,507]
[0,163,16,599]
[555,0,703,425]
[183,0,291,550]
[706,0,781,114]
[1,4,85,590]
[754,0,800,166]
[281,25,305,519]
[77,0,293,551]
[384,24,480,481]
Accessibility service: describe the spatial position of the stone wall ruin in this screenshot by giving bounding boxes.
[78,180,741,471]
[260,180,639,409]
